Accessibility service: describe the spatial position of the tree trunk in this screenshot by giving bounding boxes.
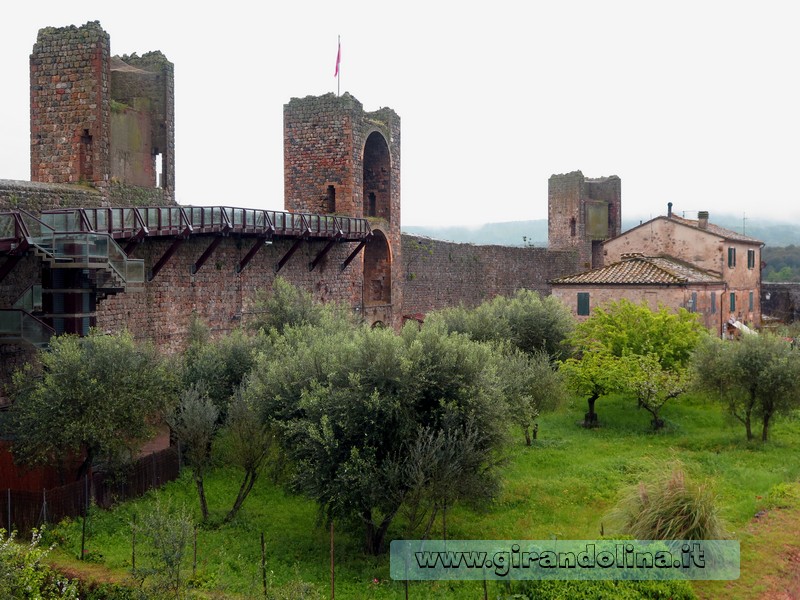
[422,505,439,540]
[745,413,753,440]
[76,446,95,482]
[583,394,599,428]
[223,468,258,523]
[643,406,665,430]
[195,474,209,522]
[523,426,531,446]
[762,412,771,442]
[363,511,395,555]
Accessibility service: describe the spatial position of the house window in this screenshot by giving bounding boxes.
[728,247,736,268]
[749,291,754,311]
[730,292,736,312]
[577,292,590,316]
[747,249,755,269]
[689,292,697,312]
[711,291,716,314]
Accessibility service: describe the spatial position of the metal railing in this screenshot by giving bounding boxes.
[37,206,372,240]
[0,309,55,348]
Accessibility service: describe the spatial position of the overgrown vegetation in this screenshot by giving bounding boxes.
[7,282,800,598]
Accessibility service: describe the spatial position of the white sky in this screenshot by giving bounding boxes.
[1,1,798,227]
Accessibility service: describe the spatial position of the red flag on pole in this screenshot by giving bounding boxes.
[334,37,341,77]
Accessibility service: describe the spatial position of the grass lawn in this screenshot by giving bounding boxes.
[46,392,800,599]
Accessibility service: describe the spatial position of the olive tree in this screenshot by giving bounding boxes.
[693,333,800,441]
[10,330,178,481]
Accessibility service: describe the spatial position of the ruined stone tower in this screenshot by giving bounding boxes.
[30,21,174,204]
[283,93,402,327]
[548,171,621,270]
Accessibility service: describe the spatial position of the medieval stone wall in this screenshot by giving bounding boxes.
[400,234,578,316]
[95,236,364,351]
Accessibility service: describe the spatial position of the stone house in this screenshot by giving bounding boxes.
[551,207,764,336]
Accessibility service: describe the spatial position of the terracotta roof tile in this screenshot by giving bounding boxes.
[550,254,723,285]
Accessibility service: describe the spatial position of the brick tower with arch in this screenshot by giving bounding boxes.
[283,93,402,327]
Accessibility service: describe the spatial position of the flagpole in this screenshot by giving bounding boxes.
[336,35,341,97]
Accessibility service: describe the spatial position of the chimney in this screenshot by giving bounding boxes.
[698,210,709,229]
[667,202,673,218]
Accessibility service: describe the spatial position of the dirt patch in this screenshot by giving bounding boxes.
[748,508,800,600]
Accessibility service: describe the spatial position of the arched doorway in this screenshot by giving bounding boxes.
[363,230,391,306]
[363,132,391,222]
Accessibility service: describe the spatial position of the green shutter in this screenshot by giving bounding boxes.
[730,292,736,312]
[728,247,736,268]
[577,292,590,316]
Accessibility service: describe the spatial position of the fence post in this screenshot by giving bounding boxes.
[80,475,88,560]
[261,532,267,598]
[6,488,10,533]
[42,488,48,525]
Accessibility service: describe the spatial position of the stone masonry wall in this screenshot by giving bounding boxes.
[0,179,174,211]
[401,234,579,316]
[30,22,111,188]
[95,236,364,351]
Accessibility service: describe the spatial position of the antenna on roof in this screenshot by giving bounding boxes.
[743,212,747,235]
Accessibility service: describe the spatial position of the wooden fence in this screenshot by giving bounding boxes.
[2,446,179,534]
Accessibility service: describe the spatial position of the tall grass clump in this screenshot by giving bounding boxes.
[609,464,728,540]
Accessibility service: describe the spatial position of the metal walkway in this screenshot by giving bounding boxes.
[0,205,374,348]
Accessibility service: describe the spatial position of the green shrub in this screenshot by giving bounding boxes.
[0,528,79,599]
[501,578,697,599]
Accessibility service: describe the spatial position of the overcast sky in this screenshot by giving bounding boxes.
[1,1,798,227]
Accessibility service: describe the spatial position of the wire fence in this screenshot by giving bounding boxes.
[2,446,179,534]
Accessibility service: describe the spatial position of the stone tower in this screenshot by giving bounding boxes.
[548,171,621,270]
[29,21,174,204]
[283,93,402,327]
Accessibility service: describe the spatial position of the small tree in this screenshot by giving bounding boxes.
[134,499,193,599]
[560,350,625,427]
[10,330,178,481]
[569,299,704,371]
[621,353,689,430]
[693,333,800,441]
[221,388,276,523]
[167,385,218,522]
[499,349,565,444]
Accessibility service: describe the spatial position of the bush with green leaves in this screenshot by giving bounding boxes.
[432,289,575,360]
[9,330,179,481]
[0,528,79,599]
[500,578,697,600]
